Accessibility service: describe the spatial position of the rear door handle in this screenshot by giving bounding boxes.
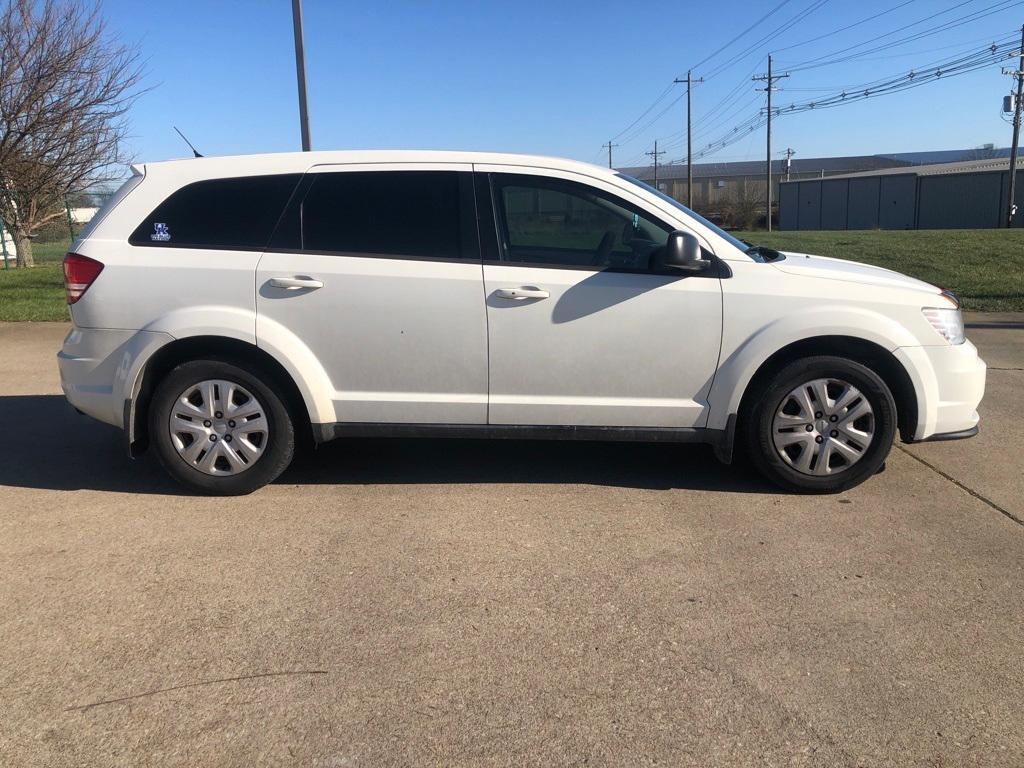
[269,276,324,290]
[494,286,549,300]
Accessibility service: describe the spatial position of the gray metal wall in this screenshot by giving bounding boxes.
[847,178,880,229]
[820,180,848,230]
[797,181,821,230]
[917,173,1002,229]
[778,183,798,230]
[878,175,916,229]
[779,168,1023,230]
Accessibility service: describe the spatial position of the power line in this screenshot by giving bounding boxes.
[700,0,833,81]
[604,0,1019,172]
[690,39,1019,164]
[778,42,1019,112]
[689,0,796,73]
[771,0,918,54]
[605,0,834,156]
[608,82,676,143]
[781,0,1022,72]
[780,0,979,69]
[615,90,686,147]
[778,34,1018,98]
[691,63,763,131]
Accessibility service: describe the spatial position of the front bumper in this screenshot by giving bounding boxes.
[893,339,986,442]
[58,326,173,429]
[908,425,979,443]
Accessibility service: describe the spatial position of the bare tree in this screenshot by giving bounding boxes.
[0,0,143,266]
[720,180,765,231]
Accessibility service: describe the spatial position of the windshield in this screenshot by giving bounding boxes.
[615,173,752,254]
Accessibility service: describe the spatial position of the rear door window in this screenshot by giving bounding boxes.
[274,170,477,261]
[129,174,301,249]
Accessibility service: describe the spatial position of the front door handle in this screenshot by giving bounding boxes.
[269,276,324,290]
[494,286,549,300]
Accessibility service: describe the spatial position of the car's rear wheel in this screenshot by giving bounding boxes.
[744,356,897,493]
[149,360,295,495]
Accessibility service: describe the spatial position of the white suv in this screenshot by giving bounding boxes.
[58,151,985,495]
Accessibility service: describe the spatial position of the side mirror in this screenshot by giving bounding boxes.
[662,231,709,272]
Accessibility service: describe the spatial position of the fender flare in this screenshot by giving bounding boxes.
[129,306,335,427]
[706,305,921,432]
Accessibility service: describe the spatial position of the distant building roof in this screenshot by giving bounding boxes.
[878,148,1016,164]
[618,146,1023,182]
[781,156,1024,182]
[618,154,910,181]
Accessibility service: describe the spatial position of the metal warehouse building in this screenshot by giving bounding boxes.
[779,157,1024,230]
[618,154,912,215]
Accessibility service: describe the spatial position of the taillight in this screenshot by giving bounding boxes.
[63,253,104,304]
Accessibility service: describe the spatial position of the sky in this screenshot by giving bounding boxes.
[101,0,1024,169]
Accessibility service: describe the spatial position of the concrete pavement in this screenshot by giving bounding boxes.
[0,318,1022,767]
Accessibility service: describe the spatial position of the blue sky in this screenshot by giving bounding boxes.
[104,0,1023,167]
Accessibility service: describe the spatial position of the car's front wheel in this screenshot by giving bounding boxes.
[744,356,897,493]
[149,360,295,495]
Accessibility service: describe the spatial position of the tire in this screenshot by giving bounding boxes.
[743,356,897,494]
[149,359,295,495]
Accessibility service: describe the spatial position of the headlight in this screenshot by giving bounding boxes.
[922,307,965,345]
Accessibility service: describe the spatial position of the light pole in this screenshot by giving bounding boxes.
[291,0,312,151]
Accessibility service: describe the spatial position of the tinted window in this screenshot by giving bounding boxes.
[297,171,472,260]
[491,174,671,270]
[129,174,301,249]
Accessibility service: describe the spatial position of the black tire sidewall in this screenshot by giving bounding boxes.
[149,360,295,495]
[745,356,897,494]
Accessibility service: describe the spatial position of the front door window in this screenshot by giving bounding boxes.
[491,173,671,271]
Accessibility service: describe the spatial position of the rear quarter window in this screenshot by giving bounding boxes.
[129,174,301,249]
[75,173,145,244]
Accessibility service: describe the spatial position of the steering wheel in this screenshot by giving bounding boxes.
[593,231,615,266]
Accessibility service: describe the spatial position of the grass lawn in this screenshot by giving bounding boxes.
[0,263,68,321]
[0,239,71,321]
[738,229,1024,312]
[1,230,1022,321]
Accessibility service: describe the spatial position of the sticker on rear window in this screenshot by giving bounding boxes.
[150,223,171,242]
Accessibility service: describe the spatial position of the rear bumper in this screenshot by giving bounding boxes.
[58,326,173,429]
[894,340,986,442]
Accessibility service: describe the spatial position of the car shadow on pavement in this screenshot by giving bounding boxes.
[0,395,774,495]
[281,437,773,493]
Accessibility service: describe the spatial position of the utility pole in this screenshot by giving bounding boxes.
[602,141,619,169]
[753,55,789,231]
[784,147,796,182]
[674,70,704,207]
[646,140,666,187]
[291,0,312,151]
[1003,25,1024,227]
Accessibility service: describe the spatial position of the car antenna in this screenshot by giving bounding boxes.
[173,126,204,158]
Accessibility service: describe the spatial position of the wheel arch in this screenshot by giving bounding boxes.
[127,335,314,457]
[733,335,919,444]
